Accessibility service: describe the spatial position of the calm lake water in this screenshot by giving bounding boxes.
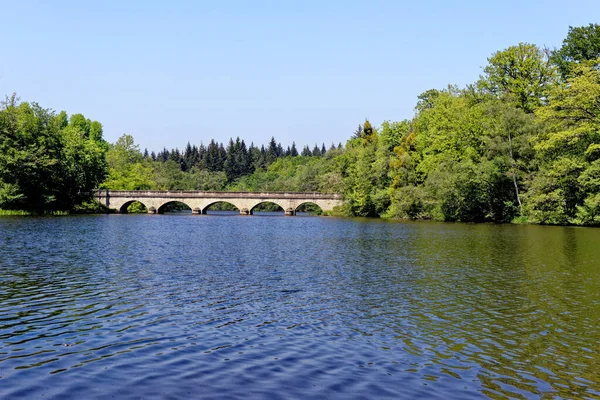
[1,213,599,399]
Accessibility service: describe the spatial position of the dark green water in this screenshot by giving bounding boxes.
[1,214,599,399]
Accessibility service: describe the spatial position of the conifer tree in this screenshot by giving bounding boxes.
[312,144,321,157]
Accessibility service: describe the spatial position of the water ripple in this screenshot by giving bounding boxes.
[1,216,600,398]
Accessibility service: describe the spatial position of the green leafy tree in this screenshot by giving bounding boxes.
[551,23,600,79]
[101,134,154,190]
[0,94,107,211]
[478,43,556,113]
[526,60,600,223]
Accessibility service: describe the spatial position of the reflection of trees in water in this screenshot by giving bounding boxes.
[405,223,600,398]
[323,221,600,398]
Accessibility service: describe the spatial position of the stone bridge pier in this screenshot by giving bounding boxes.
[93,190,343,216]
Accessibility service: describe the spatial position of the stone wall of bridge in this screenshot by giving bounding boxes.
[94,190,343,215]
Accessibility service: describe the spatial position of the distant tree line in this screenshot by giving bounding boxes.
[142,137,342,182]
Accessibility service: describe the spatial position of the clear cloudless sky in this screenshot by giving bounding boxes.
[1,0,598,151]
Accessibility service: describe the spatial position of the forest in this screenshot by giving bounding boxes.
[1,23,599,225]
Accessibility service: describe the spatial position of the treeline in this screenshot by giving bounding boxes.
[343,24,600,225]
[103,23,600,225]
[0,94,107,212]
[101,133,346,193]
[144,137,341,181]
[2,23,600,224]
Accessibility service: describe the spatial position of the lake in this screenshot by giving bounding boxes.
[1,214,599,399]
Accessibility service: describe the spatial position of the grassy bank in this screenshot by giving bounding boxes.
[0,209,70,216]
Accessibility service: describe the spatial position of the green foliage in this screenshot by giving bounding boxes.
[379,120,411,151]
[127,201,147,213]
[0,94,107,212]
[525,60,600,224]
[385,186,426,219]
[478,43,556,113]
[72,199,113,214]
[7,24,600,226]
[412,89,484,179]
[101,134,155,190]
[551,23,600,79]
[0,209,35,216]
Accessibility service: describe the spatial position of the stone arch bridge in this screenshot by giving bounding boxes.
[94,190,343,215]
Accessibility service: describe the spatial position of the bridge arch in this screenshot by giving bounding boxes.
[157,201,192,214]
[119,200,148,214]
[250,201,285,214]
[295,201,324,215]
[201,200,241,215]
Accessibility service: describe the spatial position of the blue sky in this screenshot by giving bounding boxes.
[2,1,598,151]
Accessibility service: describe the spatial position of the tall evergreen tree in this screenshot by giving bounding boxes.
[290,142,299,157]
[312,144,321,157]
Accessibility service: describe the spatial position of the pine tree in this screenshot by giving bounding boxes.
[217,143,227,170]
[198,143,206,167]
[291,142,299,157]
[205,140,220,171]
[182,142,193,171]
[267,137,278,164]
[312,144,321,157]
[352,124,363,139]
[160,147,169,162]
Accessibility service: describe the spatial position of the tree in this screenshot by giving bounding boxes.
[223,137,252,182]
[352,124,363,139]
[58,114,108,208]
[290,142,298,157]
[415,89,441,113]
[552,23,600,79]
[266,137,279,164]
[204,139,222,172]
[102,134,153,190]
[412,90,485,180]
[362,119,374,141]
[478,43,556,113]
[0,95,108,211]
[527,60,600,223]
[0,98,61,211]
[312,144,321,157]
[482,102,538,210]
